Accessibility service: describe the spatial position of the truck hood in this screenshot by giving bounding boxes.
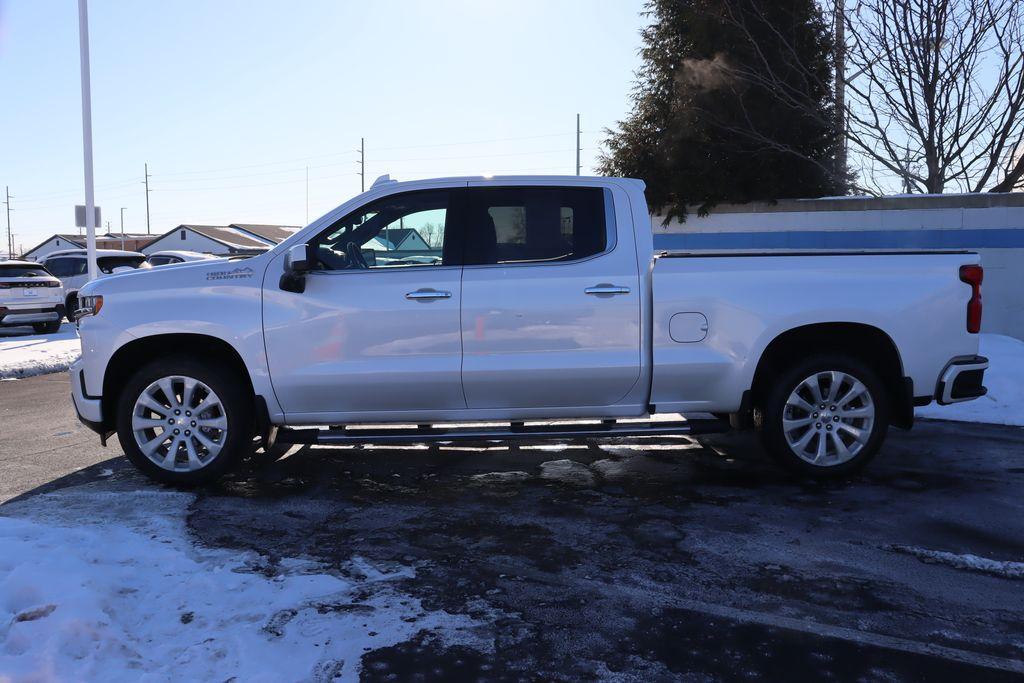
[77,256,254,297]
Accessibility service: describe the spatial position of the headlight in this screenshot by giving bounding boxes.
[75,294,104,320]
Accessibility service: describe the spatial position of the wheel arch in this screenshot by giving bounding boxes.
[748,322,912,429]
[102,333,257,430]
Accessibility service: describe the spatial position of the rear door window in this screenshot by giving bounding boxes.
[463,187,608,265]
[45,258,87,277]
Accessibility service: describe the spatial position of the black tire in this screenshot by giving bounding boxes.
[65,293,79,321]
[116,355,253,485]
[33,320,62,334]
[758,354,889,478]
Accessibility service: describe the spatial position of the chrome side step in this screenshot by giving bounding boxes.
[276,418,729,446]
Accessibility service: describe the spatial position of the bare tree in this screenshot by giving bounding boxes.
[843,0,1024,194]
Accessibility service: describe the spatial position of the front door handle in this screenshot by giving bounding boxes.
[585,284,631,296]
[405,289,452,300]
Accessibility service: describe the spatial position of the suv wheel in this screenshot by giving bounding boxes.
[116,356,252,485]
[65,293,79,321]
[758,354,889,477]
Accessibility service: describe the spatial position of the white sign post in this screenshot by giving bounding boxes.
[77,0,98,281]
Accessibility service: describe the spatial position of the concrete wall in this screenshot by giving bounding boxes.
[654,193,1024,339]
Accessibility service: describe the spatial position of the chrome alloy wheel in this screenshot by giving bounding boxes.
[782,371,875,466]
[131,375,228,472]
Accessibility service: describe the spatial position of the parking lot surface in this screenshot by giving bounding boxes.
[2,373,1023,680]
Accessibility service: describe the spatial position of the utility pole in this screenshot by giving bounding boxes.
[576,114,582,176]
[356,137,364,192]
[143,162,151,234]
[78,0,98,281]
[120,207,127,248]
[4,186,13,259]
[834,0,846,184]
[305,166,309,224]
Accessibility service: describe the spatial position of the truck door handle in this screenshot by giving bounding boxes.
[585,285,631,296]
[405,289,452,300]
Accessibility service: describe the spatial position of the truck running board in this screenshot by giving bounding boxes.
[275,418,730,447]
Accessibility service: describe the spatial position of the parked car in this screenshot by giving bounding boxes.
[41,249,149,318]
[0,260,65,333]
[70,175,988,484]
[146,250,217,267]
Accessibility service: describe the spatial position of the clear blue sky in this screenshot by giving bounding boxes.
[0,0,646,251]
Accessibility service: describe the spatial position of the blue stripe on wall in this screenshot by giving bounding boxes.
[653,228,1024,250]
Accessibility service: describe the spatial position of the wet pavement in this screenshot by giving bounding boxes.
[3,374,1024,680]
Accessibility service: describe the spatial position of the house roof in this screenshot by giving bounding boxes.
[175,225,271,250]
[229,224,301,244]
[22,233,86,258]
[381,228,427,248]
[102,232,154,240]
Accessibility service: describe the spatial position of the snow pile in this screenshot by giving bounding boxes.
[888,545,1024,580]
[0,324,81,379]
[0,489,478,681]
[916,334,1024,427]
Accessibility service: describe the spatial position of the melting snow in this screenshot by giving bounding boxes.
[888,545,1024,580]
[0,324,80,379]
[0,488,479,681]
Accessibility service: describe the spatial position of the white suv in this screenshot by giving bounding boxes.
[0,260,65,333]
[146,250,217,267]
[41,249,149,317]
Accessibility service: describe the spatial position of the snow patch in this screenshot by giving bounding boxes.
[0,324,80,379]
[539,459,596,487]
[0,488,481,681]
[888,544,1024,580]
[469,471,531,486]
[916,334,1024,427]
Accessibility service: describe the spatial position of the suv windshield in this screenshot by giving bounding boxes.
[0,264,51,278]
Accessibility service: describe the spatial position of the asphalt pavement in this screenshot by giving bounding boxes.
[1,373,1023,680]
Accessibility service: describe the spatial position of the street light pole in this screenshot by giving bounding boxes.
[77,0,98,281]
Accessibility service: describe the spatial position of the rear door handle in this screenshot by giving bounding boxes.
[405,289,452,300]
[585,285,631,295]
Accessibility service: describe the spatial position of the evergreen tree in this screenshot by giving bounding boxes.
[600,0,846,221]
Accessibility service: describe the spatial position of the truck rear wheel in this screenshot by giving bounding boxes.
[758,354,889,477]
[116,356,252,485]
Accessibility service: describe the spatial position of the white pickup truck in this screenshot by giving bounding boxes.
[70,175,988,484]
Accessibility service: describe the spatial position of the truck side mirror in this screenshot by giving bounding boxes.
[280,243,315,293]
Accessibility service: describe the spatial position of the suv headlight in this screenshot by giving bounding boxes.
[75,294,104,320]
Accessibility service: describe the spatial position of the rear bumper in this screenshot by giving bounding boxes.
[0,304,65,326]
[70,359,105,433]
[935,355,988,405]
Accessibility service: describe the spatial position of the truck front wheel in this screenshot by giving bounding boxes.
[758,354,889,477]
[116,356,253,485]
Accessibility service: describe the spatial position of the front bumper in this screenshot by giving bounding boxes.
[70,358,106,435]
[936,355,989,405]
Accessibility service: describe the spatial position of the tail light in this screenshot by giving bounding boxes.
[46,280,61,287]
[0,283,9,289]
[959,264,983,333]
